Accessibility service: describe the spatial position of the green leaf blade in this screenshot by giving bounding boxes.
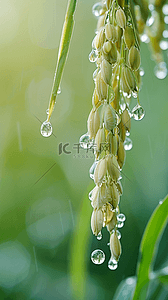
[132,195,168,300]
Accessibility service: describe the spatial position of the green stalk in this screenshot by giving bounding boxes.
[47,0,77,121]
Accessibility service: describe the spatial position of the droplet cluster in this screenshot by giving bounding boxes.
[136,2,168,79]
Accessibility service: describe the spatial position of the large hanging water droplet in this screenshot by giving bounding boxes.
[79,133,93,149]
[108,257,118,270]
[117,213,126,222]
[140,67,145,77]
[89,49,97,63]
[159,40,168,50]
[163,4,168,15]
[132,104,145,121]
[97,231,102,240]
[124,137,133,151]
[92,2,104,17]
[89,161,98,180]
[40,121,52,137]
[154,62,167,79]
[91,249,105,265]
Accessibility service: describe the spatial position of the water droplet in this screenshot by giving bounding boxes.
[148,4,154,11]
[154,62,167,79]
[117,221,124,228]
[92,2,104,17]
[146,15,154,27]
[124,137,133,151]
[140,33,150,43]
[79,133,93,149]
[89,161,98,179]
[159,200,163,205]
[40,121,52,137]
[108,257,118,270]
[132,104,145,121]
[159,40,168,50]
[57,86,61,94]
[46,109,49,115]
[140,67,145,76]
[163,30,168,38]
[116,230,121,240]
[107,242,110,246]
[164,16,168,24]
[126,131,130,137]
[163,4,168,15]
[117,213,126,222]
[97,231,102,240]
[93,68,99,81]
[91,249,105,265]
[132,90,138,98]
[89,49,97,63]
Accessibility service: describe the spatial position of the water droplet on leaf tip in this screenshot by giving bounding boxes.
[40,121,52,137]
[91,249,105,265]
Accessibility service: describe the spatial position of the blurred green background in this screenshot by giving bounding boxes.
[0,0,168,299]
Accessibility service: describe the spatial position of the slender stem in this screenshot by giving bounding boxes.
[47,0,77,121]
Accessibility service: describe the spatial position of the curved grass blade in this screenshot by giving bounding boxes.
[47,0,77,121]
[132,195,168,300]
[113,277,136,300]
